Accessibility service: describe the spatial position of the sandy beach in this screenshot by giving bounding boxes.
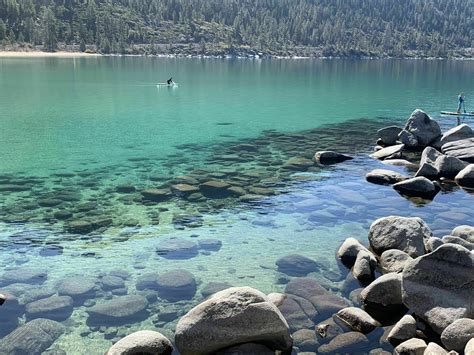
[0,51,100,58]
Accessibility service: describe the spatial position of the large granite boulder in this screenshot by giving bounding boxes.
[335,307,380,334]
[440,124,474,146]
[366,169,407,185]
[400,109,442,147]
[87,295,148,325]
[455,164,474,188]
[0,318,65,354]
[275,254,320,276]
[393,177,440,199]
[442,138,474,162]
[313,151,352,165]
[156,269,197,301]
[377,126,403,146]
[368,216,432,257]
[25,295,73,321]
[398,130,419,148]
[175,287,292,355]
[402,244,474,334]
[440,318,474,352]
[107,330,173,355]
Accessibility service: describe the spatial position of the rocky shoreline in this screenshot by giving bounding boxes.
[0,110,473,354]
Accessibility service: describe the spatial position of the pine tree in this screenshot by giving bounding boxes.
[41,7,57,52]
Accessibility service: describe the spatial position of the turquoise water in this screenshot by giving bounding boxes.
[0,58,474,354]
[1,58,473,173]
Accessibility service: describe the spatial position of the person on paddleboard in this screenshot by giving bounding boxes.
[167,77,174,85]
[457,92,466,113]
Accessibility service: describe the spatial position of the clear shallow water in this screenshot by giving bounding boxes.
[0,58,474,354]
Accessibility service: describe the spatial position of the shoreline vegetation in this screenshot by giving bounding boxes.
[1,46,473,60]
[1,0,472,61]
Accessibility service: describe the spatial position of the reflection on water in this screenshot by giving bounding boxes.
[0,115,473,353]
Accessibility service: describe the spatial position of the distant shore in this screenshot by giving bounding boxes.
[0,51,99,58]
[0,48,472,60]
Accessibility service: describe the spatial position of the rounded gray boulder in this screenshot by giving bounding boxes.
[440,318,474,352]
[402,244,474,334]
[175,287,292,355]
[368,216,432,257]
[107,330,173,355]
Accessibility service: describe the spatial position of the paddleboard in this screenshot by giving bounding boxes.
[440,111,474,117]
[156,82,178,87]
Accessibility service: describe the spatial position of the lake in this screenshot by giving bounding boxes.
[0,57,473,353]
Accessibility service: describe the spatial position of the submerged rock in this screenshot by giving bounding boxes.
[313,151,352,164]
[107,330,173,355]
[368,216,431,257]
[275,254,320,276]
[440,318,474,352]
[155,239,199,259]
[87,295,148,325]
[214,343,275,354]
[175,287,292,355]
[58,276,96,303]
[0,318,65,354]
[25,295,73,321]
[201,282,232,298]
[198,238,222,251]
[317,332,369,353]
[292,329,319,351]
[199,180,232,198]
[278,295,316,331]
[141,188,172,202]
[156,269,197,301]
[0,268,47,286]
[336,307,380,334]
[402,244,474,334]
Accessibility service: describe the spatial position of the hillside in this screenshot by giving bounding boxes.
[0,0,473,57]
